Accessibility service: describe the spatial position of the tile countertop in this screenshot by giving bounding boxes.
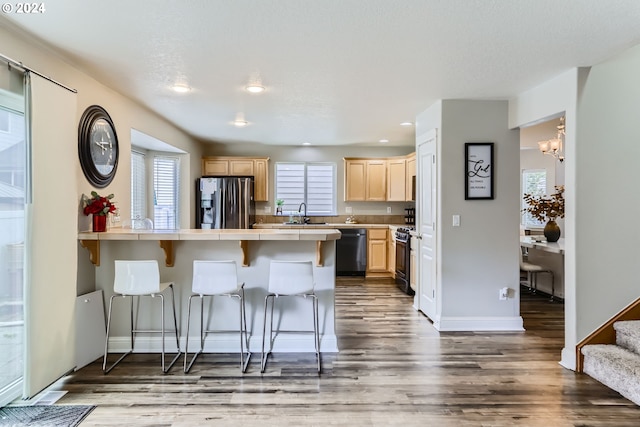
[253,223,404,229]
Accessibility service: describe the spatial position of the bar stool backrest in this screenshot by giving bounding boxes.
[268,260,314,295]
[192,260,239,295]
[114,260,161,295]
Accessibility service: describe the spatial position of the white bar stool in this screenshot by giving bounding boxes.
[184,260,251,373]
[519,249,555,300]
[103,260,181,374]
[261,260,320,373]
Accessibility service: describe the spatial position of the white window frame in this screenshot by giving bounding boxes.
[275,162,336,216]
[130,149,146,221]
[153,155,180,229]
[521,168,547,228]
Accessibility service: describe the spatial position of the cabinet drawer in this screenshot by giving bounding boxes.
[368,228,387,240]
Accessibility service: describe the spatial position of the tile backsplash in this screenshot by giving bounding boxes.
[255,214,407,225]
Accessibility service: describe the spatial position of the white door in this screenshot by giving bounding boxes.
[417,130,437,320]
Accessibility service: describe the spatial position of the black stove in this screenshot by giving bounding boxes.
[395,226,415,295]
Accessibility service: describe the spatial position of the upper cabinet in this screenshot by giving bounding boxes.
[387,158,406,201]
[202,156,270,202]
[344,153,415,202]
[344,158,387,201]
[405,152,416,202]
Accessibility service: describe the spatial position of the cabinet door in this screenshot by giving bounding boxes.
[366,160,387,201]
[387,158,406,201]
[254,158,269,202]
[388,233,396,276]
[229,159,254,175]
[367,228,388,272]
[344,159,366,201]
[405,153,416,201]
[367,239,388,272]
[203,159,229,176]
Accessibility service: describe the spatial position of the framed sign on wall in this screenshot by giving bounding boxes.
[465,142,494,200]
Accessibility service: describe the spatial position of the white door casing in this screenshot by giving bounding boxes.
[417,130,437,321]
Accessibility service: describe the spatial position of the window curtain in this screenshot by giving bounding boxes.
[23,73,77,398]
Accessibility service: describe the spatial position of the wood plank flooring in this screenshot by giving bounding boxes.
[53,278,640,426]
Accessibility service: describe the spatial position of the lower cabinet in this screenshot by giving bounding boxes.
[388,229,396,278]
[409,236,418,294]
[366,228,388,276]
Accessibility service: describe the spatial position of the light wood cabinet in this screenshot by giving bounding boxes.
[409,235,418,294]
[366,160,387,201]
[388,228,397,277]
[344,159,367,201]
[344,158,387,201]
[405,152,416,201]
[387,158,406,201]
[202,158,229,176]
[229,159,254,175]
[344,154,415,202]
[202,156,270,202]
[253,158,268,202]
[367,228,388,274]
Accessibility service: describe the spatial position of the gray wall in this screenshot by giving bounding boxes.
[416,99,521,329]
[202,142,415,216]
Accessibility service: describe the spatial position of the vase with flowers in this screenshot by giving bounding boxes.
[82,191,117,232]
[522,185,565,242]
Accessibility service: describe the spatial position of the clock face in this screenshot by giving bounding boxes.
[78,105,119,188]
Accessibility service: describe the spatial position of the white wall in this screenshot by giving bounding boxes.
[416,100,522,331]
[0,24,202,295]
[509,66,589,370]
[575,44,640,344]
[204,142,415,216]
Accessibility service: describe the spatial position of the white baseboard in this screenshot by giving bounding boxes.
[107,333,339,354]
[434,316,524,331]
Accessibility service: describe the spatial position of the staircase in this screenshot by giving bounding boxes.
[582,320,640,405]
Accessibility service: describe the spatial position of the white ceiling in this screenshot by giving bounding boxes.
[3,0,640,147]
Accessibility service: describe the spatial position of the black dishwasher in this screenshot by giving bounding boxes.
[336,228,367,276]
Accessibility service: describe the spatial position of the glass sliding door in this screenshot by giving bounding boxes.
[0,89,25,406]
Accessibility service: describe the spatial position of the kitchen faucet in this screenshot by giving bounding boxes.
[298,202,309,224]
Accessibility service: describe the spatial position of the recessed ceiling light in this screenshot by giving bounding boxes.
[245,84,265,93]
[233,120,248,127]
[171,84,191,93]
[302,142,311,146]
[400,122,413,126]
[379,139,389,143]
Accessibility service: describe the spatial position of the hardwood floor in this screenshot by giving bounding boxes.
[55,278,640,426]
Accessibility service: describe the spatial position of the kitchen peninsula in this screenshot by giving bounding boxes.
[78,228,341,355]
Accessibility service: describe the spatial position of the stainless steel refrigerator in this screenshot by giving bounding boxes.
[196,177,255,229]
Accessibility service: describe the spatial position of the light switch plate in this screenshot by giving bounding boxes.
[453,215,460,227]
[346,206,353,214]
[264,206,271,214]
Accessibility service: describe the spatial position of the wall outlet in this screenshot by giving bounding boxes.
[264,205,271,214]
[387,206,392,214]
[499,287,509,300]
[345,206,353,214]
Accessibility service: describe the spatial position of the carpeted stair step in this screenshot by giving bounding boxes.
[582,344,640,405]
[614,320,640,355]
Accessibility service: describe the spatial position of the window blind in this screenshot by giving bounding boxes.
[130,150,146,221]
[153,155,179,229]
[275,162,336,215]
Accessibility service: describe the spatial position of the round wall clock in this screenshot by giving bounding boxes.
[78,105,119,188]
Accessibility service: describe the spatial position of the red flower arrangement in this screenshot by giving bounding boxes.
[82,191,117,216]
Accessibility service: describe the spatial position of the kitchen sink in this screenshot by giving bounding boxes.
[281,222,327,225]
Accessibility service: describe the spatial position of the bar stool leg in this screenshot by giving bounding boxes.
[313,294,321,374]
[238,288,251,372]
[160,285,182,374]
[103,295,134,374]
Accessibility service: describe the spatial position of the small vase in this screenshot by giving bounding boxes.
[92,214,107,232]
[543,220,561,242]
